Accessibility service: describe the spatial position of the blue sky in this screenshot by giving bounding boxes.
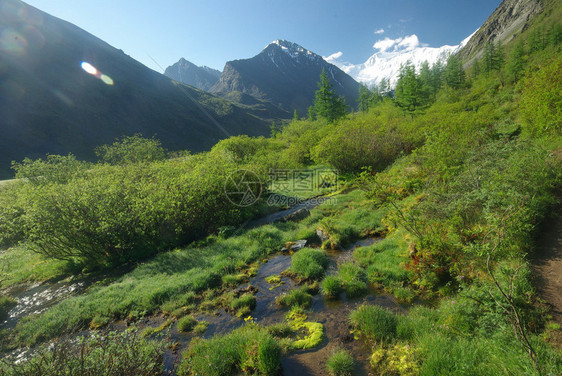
[24,0,502,72]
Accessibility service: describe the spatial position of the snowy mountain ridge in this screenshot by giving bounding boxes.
[325,31,477,88]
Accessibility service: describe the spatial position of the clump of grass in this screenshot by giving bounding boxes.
[193,321,209,334]
[177,316,198,333]
[290,248,329,280]
[326,348,354,376]
[338,262,368,298]
[180,325,281,376]
[349,305,397,343]
[321,275,343,298]
[230,294,256,317]
[266,323,293,338]
[222,273,247,287]
[276,287,312,308]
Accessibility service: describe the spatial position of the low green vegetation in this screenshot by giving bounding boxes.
[320,275,343,298]
[0,4,561,374]
[349,305,397,343]
[0,296,16,321]
[230,294,257,317]
[276,286,312,308]
[326,348,355,376]
[0,330,166,376]
[289,248,329,280]
[177,316,198,333]
[179,325,281,376]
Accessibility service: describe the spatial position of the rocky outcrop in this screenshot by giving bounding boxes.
[459,0,543,64]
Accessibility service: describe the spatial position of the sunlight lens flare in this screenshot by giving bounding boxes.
[80,61,114,85]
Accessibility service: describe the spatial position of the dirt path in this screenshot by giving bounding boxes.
[532,203,562,325]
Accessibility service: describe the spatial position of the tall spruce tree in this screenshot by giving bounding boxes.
[444,54,466,89]
[395,62,423,117]
[310,69,348,123]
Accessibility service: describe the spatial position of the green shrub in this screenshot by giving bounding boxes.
[326,348,354,376]
[179,325,281,376]
[349,305,397,343]
[193,321,209,334]
[0,295,16,321]
[290,248,329,280]
[321,275,343,298]
[0,330,166,375]
[177,316,198,333]
[276,287,312,308]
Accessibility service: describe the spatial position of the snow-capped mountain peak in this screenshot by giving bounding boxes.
[265,39,321,63]
[325,31,477,88]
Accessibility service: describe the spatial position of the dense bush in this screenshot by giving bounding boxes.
[0,330,166,376]
[3,149,264,268]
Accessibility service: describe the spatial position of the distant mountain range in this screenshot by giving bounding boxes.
[325,33,475,88]
[0,0,269,178]
[164,58,221,91]
[208,40,360,117]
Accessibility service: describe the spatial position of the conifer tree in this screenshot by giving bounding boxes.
[311,69,348,123]
[395,62,423,117]
[444,54,466,89]
[507,39,526,83]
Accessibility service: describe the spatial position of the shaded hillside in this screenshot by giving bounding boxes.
[210,40,359,117]
[164,58,221,91]
[0,0,269,178]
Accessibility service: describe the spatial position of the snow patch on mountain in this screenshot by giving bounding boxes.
[325,31,477,88]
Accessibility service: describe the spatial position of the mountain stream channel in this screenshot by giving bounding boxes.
[1,197,407,375]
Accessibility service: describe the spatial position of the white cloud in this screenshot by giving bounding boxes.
[396,34,420,51]
[373,37,401,52]
[374,28,385,35]
[323,51,344,64]
[372,34,426,53]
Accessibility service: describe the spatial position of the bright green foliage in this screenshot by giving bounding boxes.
[4,151,263,268]
[290,248,329,280]
[349,305,397,343]
[309,69,348,123]
[520,58,562,135]
[326,348,354,376]
[12,154,89,185]
[94,134,167,165]
[0,330,167,376]
[370,344,419,376]
[179,325,281,376]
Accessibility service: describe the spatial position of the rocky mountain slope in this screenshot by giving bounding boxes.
[210,40,360,117]
[0,0,269,178]
[164,58,221,91]
[458,0,543,63]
